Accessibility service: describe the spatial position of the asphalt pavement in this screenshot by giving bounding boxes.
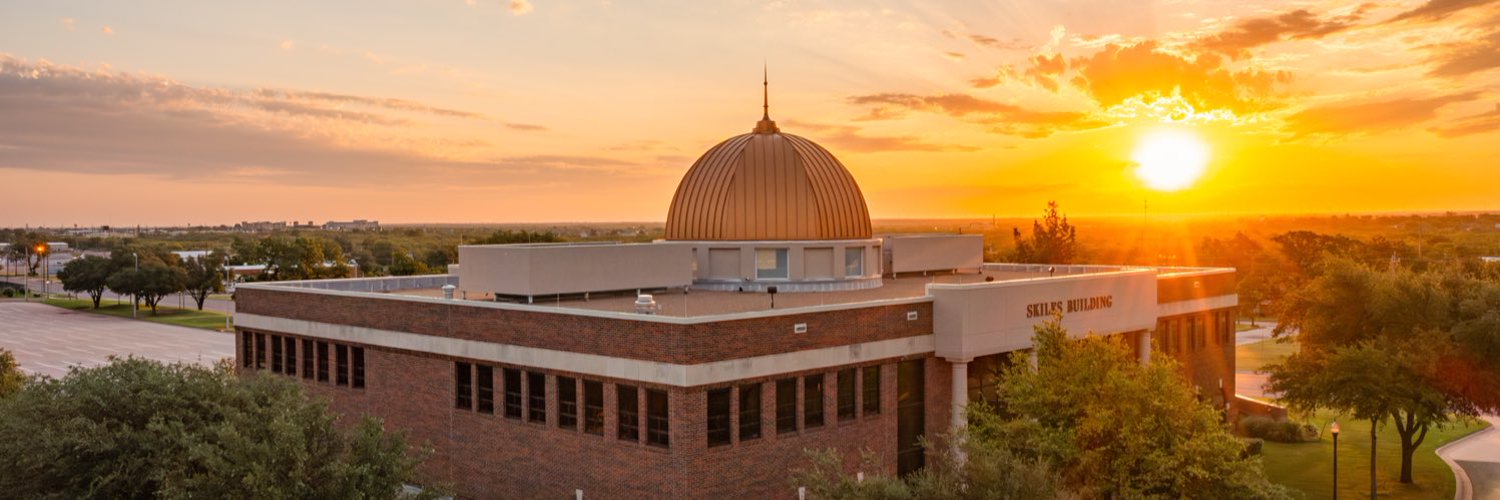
[0,301,234,378]
[1,276,235,314]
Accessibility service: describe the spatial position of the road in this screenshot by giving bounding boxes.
[0,301,234,378]
[1,276,235,314]
[1438,415,1500,500]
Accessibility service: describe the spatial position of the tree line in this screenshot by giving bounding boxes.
[57,247,223,313]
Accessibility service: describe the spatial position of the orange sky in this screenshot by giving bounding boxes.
[1,0,1497,227]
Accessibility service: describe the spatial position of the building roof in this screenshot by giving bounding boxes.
[664,96,872,241]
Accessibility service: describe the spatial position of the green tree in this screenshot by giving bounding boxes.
[389,250,431,276]
[4,234,45,276]
[0,358,435,498]
[181,251,225,310]
[1011,201,1078,264]
[792,442,1072,500]
[56,255,116,308]
[0,349,24,398]
[109,263,186,314]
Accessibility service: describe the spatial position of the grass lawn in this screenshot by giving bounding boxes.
[1237,337,1492,498]
[43,297,232,332]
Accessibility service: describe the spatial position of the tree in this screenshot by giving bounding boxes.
[109,263,186,314]
[1011,201,1078,264]
[0,358,436,497]
[4,233,45,276]
[57,255,116,309]
[181,251,225,310]
[0,349,24,398]
[792,442,1072,500]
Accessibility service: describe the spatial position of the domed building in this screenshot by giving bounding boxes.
[665,97,882,291]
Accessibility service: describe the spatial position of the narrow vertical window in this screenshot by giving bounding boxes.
[271,335,283,373]
[476,365,494,414]
[646,389,669,447]
[301,339,314,379]
[351,347,364,388]
[454,362,472,410]
[618,385,640,441]
[526,371,546,423]
[583,380,604,435]
[707,388,731,447]
[803,375,825,429]
[862,365,881,416]
[838,368,856,421]
[316,341,329,382]
[739,383,761,441]
[776,378,797,434]
[558,376,578,429]
[284,337,297,377]
[240,333,253,368]
[335,345,349,386]
[503,368,522,419]
[254,332,265,369]
[845,247,864,277]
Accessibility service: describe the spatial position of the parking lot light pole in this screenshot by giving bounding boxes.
[1331,421,1340,500]
[35,245,47,299]
[132,252,139,319]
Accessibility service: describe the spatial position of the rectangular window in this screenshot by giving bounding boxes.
[476,365,494,414]
[254,332,265,369]
[351,347,364,389]
[583,380,604,436]
[863,365,881,415]
[316,341,329,382]
[301,339,314,379]
[241,333,253,368]
[646,389,669,447]
[707,388,731,447]
[755,248,789,279]
[838,368,856,421]
[527,371,546,423]
[804,375,825,429]
[503,368,522,419]
[335,345,349,386]
[739,383,761,441]
[454,362,473,410]
[776,378,797,434]
[284,336,297,377]
[845,247,864,277]
[270,335,283,373]
[558,376,578,430]
[618,385,640,441]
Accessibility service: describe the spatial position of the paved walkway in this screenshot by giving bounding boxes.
[0,301,234,378]
[1234,324,1281,400]
[1438,415,1500,500]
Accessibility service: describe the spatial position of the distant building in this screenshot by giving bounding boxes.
[236,221,287,232]
[44,242,69,253]
[1482,256,1500,264]
[172,250,211,261]
[322,219,380,231]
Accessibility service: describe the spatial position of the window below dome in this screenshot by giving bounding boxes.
[845,247,865,277]
[756,248,788,279]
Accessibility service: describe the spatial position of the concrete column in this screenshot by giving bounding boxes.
[950,360,969,431]
[1139,330,1153,366]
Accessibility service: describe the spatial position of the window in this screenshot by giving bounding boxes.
[254,333,265,369]
[776,378,797,434]
[739,383,762,441]
[270,335,283,373]
[335,345,349,386]
[476,365,494,414]
[503,368,522,419]
[455,362,473,410]
[240,333,252,368]
[838,368,856,421]
[707,388,731,447]
[646,389,669,447]
[618,385,640,441]
[316,341,329,382]
[755,248,789,279]
[583,380,604,435]
[863,365,881,416]
[804,375,825,429]
[558,377,578,429]
[527,372,547,423]
[284,337,297,377]
[301,339,314,379]
[845,247,864,277]
[351,347,364,388]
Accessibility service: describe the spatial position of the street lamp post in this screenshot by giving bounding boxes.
[22,244,30,303]
[1370,423,1378,500]
[1331,421,1340,500]
[35,244,47,300]
[132,252,139,319]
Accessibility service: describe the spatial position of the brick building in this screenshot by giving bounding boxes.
[234,101,1236,498]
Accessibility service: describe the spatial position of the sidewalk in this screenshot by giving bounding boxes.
[1438,414,1500,500]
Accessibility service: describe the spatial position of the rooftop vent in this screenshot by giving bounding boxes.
[635,294,660,315]
[442,284,456,300]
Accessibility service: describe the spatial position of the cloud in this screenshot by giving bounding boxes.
[504,122,548,131]
[509,0,534,16]
[1431,104,1500,137]
[1193,8,1366,59]
[846,93,1105,138]
[1284,92,1480,136]
[781,120,979,153]
[279,40,295,50]
[1070,40,1289,114]
[943,30,1030,50]
[1425,28,1500,77]
[1387,0,1498,23]
[256,89,487,119]
[101,26,114,35]
[943,51,966,61]
[61,18,75,32]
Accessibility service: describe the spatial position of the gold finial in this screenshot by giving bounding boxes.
[754,64,779,134]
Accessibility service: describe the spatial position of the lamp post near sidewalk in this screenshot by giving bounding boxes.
[1331,421,1340,500]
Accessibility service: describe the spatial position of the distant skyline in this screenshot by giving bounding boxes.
[2,0,1498,227]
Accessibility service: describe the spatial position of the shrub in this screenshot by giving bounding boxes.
[1241,438,1264,457]
[1241,415,1319,442]
[0,288,12,297]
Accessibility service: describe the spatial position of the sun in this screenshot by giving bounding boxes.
[1132,129,1210,191]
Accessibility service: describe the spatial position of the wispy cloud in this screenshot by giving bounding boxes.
[510,0,534,16]
[1285,92,1480,136]
[782,120,980,153]
[60,18,75,32]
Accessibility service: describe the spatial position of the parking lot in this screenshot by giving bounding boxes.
[0,302,234,378]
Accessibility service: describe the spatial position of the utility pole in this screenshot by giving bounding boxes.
[132,252,139,319]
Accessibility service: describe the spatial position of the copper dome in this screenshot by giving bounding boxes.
[664,126,873,241]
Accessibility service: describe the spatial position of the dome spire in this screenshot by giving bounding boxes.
[754,64,780,134]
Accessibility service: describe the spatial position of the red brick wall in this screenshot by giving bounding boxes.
[236,288,931,365]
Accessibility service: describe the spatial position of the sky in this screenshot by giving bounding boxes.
[1,0,1497,227]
